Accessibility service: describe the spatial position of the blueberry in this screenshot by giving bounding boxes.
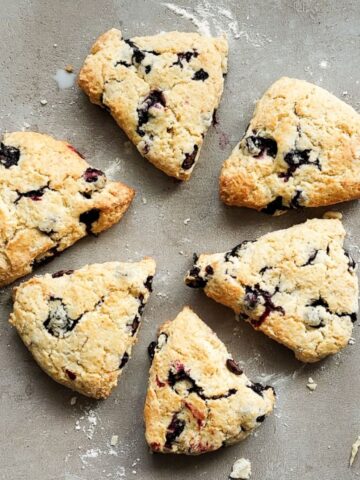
[83,167,104,183]
[15,185,48,203]
[302,250,319,267]
[79,208,100,234]
[0,143,20,168]
[137,90,166,136]
[115,60,132,68]
[185,266,207,288]
[261,196,288,215]
[279,149,321,181]
[119,352,129,369]
[245,284,285,327]
[66,369,77,380]
[172,50,198,67]
[148,341,157,360]
[256,415,266,423]
[226,358,243,375]
[145,65,151,74]
[245,135,277,158]
[144,275,153,292]
[165,415,185,449]
[290,190,304,208]
[192,69,209,81]
[128,315,140,336]
[225,240,252,262]
[52,270,74,278]
[212,109,218,126]
[43,297,79,338]
[249,382,272,397]
[345,251,356,273]
[205,265,214,275]
[181,145,198,170]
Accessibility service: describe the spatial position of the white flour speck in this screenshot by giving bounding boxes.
[104,158,123,179]
[319,60,328,69]
[53,69,76,89]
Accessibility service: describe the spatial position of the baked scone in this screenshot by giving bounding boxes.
[78,28,228,180]
[220,77,360,214]
[185,219,358,362]
[144,307,275,454]
[9,259,156,399]
[0,132,134,287]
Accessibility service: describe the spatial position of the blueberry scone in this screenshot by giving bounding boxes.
[9,259,156,399]
[144,307,275,454]
[0,132,134,287]
[78,28,228,180]
[220,77,360,214]
[185,219,358,362]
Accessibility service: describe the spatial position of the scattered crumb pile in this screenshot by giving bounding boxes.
[230,458,252,479]
[306,377,317,391]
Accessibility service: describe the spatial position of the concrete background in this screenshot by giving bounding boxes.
[0,1,360,479]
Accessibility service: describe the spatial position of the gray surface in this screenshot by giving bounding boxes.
[0,0,360,479]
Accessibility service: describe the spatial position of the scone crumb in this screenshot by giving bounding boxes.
[110,435,118,446]
[70,396,77,406]
[306,377,317,391]
[184,218,191,225]
[350,436,360,466]
[65,64,74,73]
[349,338,356,345]
[230,458,252,479]
[322,211,343,220]
[40,99,48,106]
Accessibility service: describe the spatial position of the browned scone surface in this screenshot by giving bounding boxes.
[220,77,360,215]
[144,307,275,454]
[9,259,155,399]
[79,28,228,180]
[0,131,134,286]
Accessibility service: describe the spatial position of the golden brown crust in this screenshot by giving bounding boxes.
[79,28,228,180]
[0,131,134,286]
[220,77,360,213]
[9,259,155,399]
[185,219,358,362]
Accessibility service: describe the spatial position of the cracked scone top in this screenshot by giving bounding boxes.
[0,132,135,287]
[9,259,156,399]
[185,219,358,362]
[220,77,360,214]
[78,28,228,180]
[144,307,275,455]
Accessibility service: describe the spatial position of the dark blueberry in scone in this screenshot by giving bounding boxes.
[83,167,105,182]
[244,135,277,158]
[165,415,186,449]
[279,149,321,181]
[52,270,74,278]
[224,240,253,262]
[119,352,129,369]
[0,143,21,168]
[144,307,275,454]
[172,50,199,67]
[144,275,154,291]
[184,218,358,363]
[181,145,199,170]
[43,297,79,338]
[67,144,85,159]
[261,196,288,215]
[10,259,156,399]
[192,69,209,81]
[79,208,101,234]
[137,90,166,136]
[15,185,49,203]
[249,383,272,397]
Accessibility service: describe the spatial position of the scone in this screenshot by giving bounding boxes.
[220,77,360,214]
[144,307,275,454]
[78,28,228,180]
[0,132,134,287]
[9,259,156,399]
[185,219,358,362]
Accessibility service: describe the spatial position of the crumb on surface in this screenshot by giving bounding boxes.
[307,377,317,391]
[40,99,48,105]
[70,396,77,406]
[65,64,74,73]
[350,436,360,466]
[322,211,343,220]
[110,434,118,446]
[230,458,252,479]
[184,218,190,225]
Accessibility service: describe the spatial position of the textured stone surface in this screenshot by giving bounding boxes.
[0,1,359,479]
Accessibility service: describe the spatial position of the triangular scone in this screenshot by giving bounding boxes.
[220,77,360,214]
[0,132,134,286]
[9,259,155,399]
[185,219,358,362]
[144,307,275,455]
[78,28,228,180]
